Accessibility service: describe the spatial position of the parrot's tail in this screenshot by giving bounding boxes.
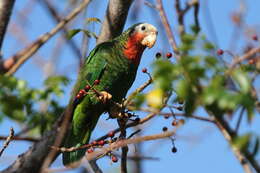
[62,129,92,166]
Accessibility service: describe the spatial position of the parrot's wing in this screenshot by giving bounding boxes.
[71,42,113,106]
[83,42,114,85]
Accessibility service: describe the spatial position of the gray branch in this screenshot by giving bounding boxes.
[0,119,60,173]
[96,0,134,44]
[0,0,15,54]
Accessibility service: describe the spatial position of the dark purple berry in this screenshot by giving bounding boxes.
[172,147,177,153]
[162,126,168,131]
[155,52,162,59]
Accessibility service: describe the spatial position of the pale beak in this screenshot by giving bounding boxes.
[141,31,158,48]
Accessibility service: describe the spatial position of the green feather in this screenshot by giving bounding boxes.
[62,24,143,166]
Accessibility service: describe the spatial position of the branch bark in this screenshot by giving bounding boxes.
[0,0,16,54]
[39,0,82,61]
[0,119,60,173]
[2,0,91,75]
[96,0,134,44]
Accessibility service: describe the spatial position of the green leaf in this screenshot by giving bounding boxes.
[85,17,101,24]
[232,69,250,93]
[82,30,98,39]
[66,29,81,40]
[203,42,215,51]
[232,134,251,152]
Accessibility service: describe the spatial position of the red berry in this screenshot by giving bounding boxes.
[249,59,255,65]
[76,94,81,99]
[252,35,258,41]
[91,141,98,146]
[217,49,224,55]
[155,52,162,58]
[94,80,100,85]
[142,68,147,73]
[85,85,91,91]
[108,131,115,138]
[166,52,172,58]
[171,147,177,153]
[111,155,118,162]
[79,89,85,95]
[87,148,94,153]
[172,120,178,126]
[98,140,105,146]
[162,126,168,131]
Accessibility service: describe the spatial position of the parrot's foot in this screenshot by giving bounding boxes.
[98,91,112,104]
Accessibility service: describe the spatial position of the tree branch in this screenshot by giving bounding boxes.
[230,46,260,69]
[214,116,260,173]
[0,118,61,173]
[96,0,134,44]
[0,136,39,142]
[118,118,128,173]
[0,0,16,55]
[3,0,91,75]
[156,0,179,56]
[85,130,177,162]
[0,127,14,157]
[39,0,82,62]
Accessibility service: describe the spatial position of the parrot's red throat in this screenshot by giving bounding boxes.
[123,32,146,65]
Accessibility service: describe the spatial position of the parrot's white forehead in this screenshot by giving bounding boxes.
[135,23,158,33]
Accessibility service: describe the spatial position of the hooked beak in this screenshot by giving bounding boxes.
[141,31,158,48]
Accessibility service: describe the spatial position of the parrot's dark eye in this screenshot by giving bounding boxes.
[141,26,146,31]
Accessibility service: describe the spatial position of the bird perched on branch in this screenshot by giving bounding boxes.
[62,23,158,166]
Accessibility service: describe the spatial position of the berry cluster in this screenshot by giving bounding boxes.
[85,130,119,163]
[155,52,173,59]
[74,80,101,102]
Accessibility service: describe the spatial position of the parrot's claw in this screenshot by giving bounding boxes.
[98,91,112,104]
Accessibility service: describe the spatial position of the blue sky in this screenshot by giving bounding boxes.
[1,0,260,172]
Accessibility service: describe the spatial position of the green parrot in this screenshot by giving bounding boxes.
[62,23,158,166]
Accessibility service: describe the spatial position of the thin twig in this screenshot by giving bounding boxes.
[118,118,128,173]
[235,107,245,133]
[230,46,260,69]
[47,131,176,173]
[38,1,92,171]
[0,127,14,157]
[86,130,177,162]
[123,77,152,106]
[127,129,141,139]
[214,117,258,173]
[51,112,158,153]
[175,0,199,35]
[5,0,91,76]
[156,0,179,56]
[127,107,215,123]
[0,136,39,142]
[39,0,82,61]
